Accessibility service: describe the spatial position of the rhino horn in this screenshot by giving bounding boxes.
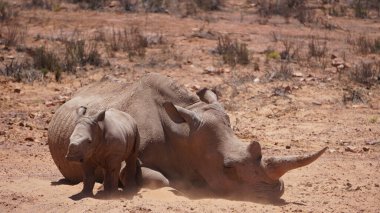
[262,147,328,180]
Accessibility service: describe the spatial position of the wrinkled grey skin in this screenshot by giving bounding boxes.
[49,73,326,200]
[66,107,139,197]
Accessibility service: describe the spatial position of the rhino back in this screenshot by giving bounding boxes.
[48,73,200,182]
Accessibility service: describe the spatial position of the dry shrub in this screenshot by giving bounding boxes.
[216,35,249,66]
[267,63,293,81]
[63,35,102,72]
[107,27,148,59]
[193,0,221,10]
[0,59,40,82]
[257,0,306,19]
[342,87,367,104]
[29,46,62,81]
[349,61,380,87]
[0,0,17,22]
[353,35,380,54]
[1,24,26,47]
[280,38,301,61]
[66,0,106,10]
[308,36,328,60]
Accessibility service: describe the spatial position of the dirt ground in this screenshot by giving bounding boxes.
[1,0,380,212]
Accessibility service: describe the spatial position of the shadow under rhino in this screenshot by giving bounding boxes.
[48,73,327,202]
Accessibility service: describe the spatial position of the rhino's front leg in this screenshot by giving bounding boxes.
[81,162,96,196]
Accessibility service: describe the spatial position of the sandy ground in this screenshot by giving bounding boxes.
[1,0,380,212]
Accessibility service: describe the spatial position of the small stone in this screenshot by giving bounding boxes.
[375,184,379,187]
[25,137,34,142]
[312,101,322,106]
[328,148,336,153]
[286,145,291,149]
[292,72,303,77]
[14,88,21,93]
[345,146,357,153]
[45,101,55,107]
[0,130,5,136]
[362,147,369,152]
[254,78,260,83]
[191,85,200,91]
[365,140,380,145]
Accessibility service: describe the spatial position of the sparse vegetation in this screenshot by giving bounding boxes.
[216,35,249,66]
[342,87,367,104]
[280,38,301,61]
[349,61,380,87]
[29,46,61,78]
[352,35,380,54]
[1,25,26,47]
[106,27,148,59]
[0,0,17,22]
[308,36,328,61]
[0,59,41,82]
[266,63,293,81]
[257,0,307,21]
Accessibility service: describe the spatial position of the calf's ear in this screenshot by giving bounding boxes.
[94,110,106,122]
[163,102,201,130]
[196,88,218,104]
[76,106,87,117]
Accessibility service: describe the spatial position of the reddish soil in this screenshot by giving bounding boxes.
[0,1,380,212]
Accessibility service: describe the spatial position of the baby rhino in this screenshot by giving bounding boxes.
[65,106,140,197]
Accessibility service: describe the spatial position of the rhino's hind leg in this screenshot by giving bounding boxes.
[140,167,170,189]
[103,162,122,193]
[120,154,140,192]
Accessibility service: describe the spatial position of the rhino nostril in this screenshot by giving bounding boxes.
[79,159,84,163]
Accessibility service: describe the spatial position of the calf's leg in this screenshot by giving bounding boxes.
[81,163,96,196]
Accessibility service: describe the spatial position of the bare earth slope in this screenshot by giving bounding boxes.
[1,0,380,212]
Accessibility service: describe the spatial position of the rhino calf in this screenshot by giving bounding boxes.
[65,107,140,196]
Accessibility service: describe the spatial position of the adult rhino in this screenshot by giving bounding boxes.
[48,73,326,200]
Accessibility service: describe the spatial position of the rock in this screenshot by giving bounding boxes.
[25,137,34,142]
[285,145,291,149]
[203,66,223,75]
[362,147,370,152]
[0,130,5,136]
[328,148,336,153]
[292,72,303,77]
[344,146,357,153]
[375,184,379,187]
[312,101,322,106]
[109,0,120,7]
[365,140,380,145]
[14,88,21,93]
[191,85,200,91]
[254,78,260,83]
[45,101,55,107]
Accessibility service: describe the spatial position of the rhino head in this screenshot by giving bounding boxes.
[164,89,326,200]
[65,107,105,163]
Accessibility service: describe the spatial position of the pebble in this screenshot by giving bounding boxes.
[344,146,357,153]
[14,88,21,93]
[25,137,34,142]
[362,147,370,152]
[286,145,291,149]
[0,130,5,136]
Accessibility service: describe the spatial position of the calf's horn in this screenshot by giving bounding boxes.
[262,147,328,180]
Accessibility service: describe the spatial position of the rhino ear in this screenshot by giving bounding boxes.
[163,102,201,130]
[95,110,106,122]
[248,141,262,161]
[196,88,218,104]
[76,106,87,118]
